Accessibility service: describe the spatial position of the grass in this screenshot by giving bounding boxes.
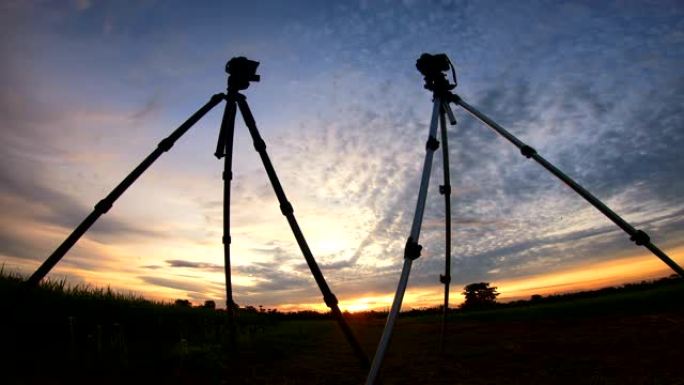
[2,270,683,384]
[450,277,684,322]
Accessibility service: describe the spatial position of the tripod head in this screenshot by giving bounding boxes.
[416,53,457,94]
[226,56,260,91]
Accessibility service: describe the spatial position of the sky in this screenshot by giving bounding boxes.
[1,0,683,312]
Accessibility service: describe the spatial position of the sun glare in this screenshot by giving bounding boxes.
[339,295,391,313]
[344,301,373,312]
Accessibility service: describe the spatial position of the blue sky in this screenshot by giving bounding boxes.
[1,0,683,310]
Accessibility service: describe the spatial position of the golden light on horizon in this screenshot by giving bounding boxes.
[334,289,452,313]
[344,300,373,313]
[495,246,684,300]
[339,293,396,312]
[273,247,683,313]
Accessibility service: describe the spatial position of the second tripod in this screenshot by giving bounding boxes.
[365,86,457,385]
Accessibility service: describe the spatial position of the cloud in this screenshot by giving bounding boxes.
[165,259,223,272]
[256,0,684,298]
[0,147,163,263]
[139,276,209,293]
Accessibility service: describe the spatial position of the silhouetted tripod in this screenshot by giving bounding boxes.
[26,57,370,370]
[364,53,684,385]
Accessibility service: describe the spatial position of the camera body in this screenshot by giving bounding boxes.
[416,53,456,92]
[226,57,260,91]
[416,53,450,78]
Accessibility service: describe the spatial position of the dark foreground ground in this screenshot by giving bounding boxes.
[2,276,683,385]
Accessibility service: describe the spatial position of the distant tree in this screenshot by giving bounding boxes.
[203,300,216,309]
[174,299,192,307]
[530,294,543,302]
[461,282,500,309]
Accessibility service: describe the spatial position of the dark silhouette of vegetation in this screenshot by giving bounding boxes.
[461,282,500,309]
[2,268,683,384]
[174,299,192,307]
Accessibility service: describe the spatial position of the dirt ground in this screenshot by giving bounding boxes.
[5,280,684,385]
[373,313,684,385]
[212,311,684,385]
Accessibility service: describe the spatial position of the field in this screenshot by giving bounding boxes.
[2,274,683,385]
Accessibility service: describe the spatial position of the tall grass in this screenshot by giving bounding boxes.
[1,267,162,307]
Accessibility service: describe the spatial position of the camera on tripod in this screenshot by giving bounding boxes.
[416,53,456,92]
[226,56,260,90]
[416,53,450,77]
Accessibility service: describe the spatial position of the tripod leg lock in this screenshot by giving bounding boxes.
[94,199,113,214]
[157,137,174,152]
[280,201,294,216]
[439,274,451,284]
[222,235,231,244]
[439,184,451,196]
[404,237,423,260]
[520,145,537,158]
[222,171,232,181]
[426,136,440,151]
[253,138,267,152]
[630,230,651,246]
[323,293,339,308]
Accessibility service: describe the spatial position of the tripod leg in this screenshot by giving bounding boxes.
[452,95,684,277]
[218,97,238,344]
[438,103,453,352]
[233,95,370,369]
[26,94,226,287]
[365,97,442,385]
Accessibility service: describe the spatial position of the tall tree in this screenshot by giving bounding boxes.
[461,282,500,309]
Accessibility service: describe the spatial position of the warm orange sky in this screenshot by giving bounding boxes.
[4,231,681,313]
[271,248,684,312]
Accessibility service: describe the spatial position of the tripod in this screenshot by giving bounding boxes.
[364,54,458,385]
[26,57,370,370]
[364,53,684,385]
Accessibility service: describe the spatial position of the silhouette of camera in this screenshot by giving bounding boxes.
[416,53,450,78]
[226,57,260,90]
[416,53,456,92]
